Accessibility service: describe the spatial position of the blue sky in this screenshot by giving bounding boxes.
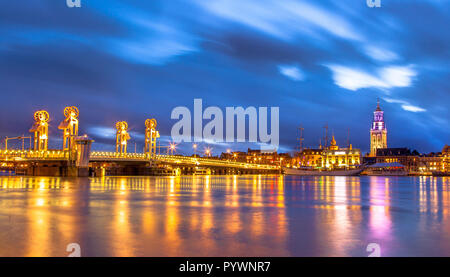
[0,0,449,155]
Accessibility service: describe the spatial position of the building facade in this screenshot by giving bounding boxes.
[296,149,324,168]
[443,145,449,173]
[322,136,361,169]
[296,136,361,169]
[375,147,448,174]
[221,148,291,166]
[370,99,387,156]
[375,148,417,172]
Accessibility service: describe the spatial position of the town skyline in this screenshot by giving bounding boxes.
[1,0,450,261]
[1,1,449,154]
[0,99,447,157]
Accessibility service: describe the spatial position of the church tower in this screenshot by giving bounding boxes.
[370,99,387,156]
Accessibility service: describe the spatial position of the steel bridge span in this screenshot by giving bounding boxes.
[0,150,280,177]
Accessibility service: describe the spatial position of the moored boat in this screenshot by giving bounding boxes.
[432,171,450,177]
[361,162,408,176]
[283,166,365,176]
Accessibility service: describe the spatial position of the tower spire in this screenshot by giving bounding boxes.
[376,97,381,111]
[370,98,387,156]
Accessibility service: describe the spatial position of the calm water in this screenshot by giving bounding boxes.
[0,175,449,257]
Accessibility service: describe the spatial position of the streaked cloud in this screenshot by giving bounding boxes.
[278,65,305,81]
[195,0,362,41]
[326,65,385,91]
[104,11,199,65]
[383,98,426,112]
[109,37,197,66]
[402,105,426,112]
[327,65,417,91]
[364,46,399,62]
[87,126,116,139]
[380,66,416,88]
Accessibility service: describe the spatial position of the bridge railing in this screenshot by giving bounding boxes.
[155,155,279,170]
[90,151,148,160]
[0,149,69,160]
[0,149,279,170]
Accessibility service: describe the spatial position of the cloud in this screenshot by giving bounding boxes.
[88,126,116,139]
[278,65,305,81]
[104,14,199,65]
[195,0,362,41]
[401,105,426,112]
[109,37,197,65]
[383,98,426,112]
[327,65,417,91]
[326,65,385,91]
[281,1,362,41]
[379,66,416,87]
[364,46,399,62]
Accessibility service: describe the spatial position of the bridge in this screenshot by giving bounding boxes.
[0,149,279,176]
[0,106,279,177]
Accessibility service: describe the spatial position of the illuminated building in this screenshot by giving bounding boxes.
[246,149,277,164]
[115,121,130,154]
[370,99,387,156]
[144,118,159,157]
[322,136,361,169]
[375,147,449,174]
[295,136,360,169]
[376,148,414,167]
[221,151,246,161]
[220,148,292,166]
[443,145,449,173]
[29,110,49,151]
[375,148,421,173]
[415,147,448,174]
[296,149,323,168]
[58,106,79,151]
[417,155,444,173]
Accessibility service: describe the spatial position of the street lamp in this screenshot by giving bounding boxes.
[193,143,197,157]
[205,147,211,158]
[169,142,177,155]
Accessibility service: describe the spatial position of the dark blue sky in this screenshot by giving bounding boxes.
[0,0,449,155]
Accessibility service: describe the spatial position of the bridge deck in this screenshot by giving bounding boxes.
[0,150,279,170]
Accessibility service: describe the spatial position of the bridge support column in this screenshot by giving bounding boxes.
[74,137,94,177]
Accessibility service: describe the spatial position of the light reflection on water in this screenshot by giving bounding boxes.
[0,175,449,257]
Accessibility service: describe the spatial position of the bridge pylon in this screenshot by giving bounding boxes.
[144,118,159,158]
[115,121,130,155]
[29,110,49,151]
[58,106,79,151]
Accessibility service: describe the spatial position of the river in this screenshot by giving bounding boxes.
[0,175,449,256]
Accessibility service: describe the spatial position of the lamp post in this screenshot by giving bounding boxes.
[169,143,176,156]
[193,143,197,157]
[279,158,283,174]
[205,147,211,158]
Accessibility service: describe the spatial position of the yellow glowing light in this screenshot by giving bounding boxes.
[115,121,130,154]
[30,110,49,151]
